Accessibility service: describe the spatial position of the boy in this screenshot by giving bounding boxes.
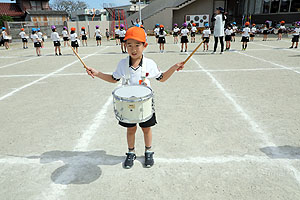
[173,24,180,44]
[51,25,62,56]
[202,23,211,51]
[80,27,88,46]
[119,24,127,53]
[231,22,237,42]
[105,29,110,41]
[290,22,299,49]
[32,29,41,56]
[115,25,120,45]
[70,27,79,53]
[37,28,44,48]
[19,28,28,49]
[241,22,251,50]
[85,27,185,169]
[191,23,197,43]
[94,25,102,46]
[154,24,160,43]
[180,23,189,52]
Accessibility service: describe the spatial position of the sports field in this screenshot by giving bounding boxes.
[0,35,300,200]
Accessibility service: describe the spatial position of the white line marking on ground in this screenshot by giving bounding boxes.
[234,51,300,75]
[188,54,300,186]
[0,56,41,69]
[38,94,114,200]
[0,47,108,102]
[252,42,300,52]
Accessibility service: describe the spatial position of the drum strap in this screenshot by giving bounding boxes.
[125,56,147,85]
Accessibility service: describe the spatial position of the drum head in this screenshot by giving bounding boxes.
[114,85,152,98]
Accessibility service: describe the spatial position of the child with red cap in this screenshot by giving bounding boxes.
[19,28,28,49]
[241,22,251,50]
[80,27,88,46]
[85,27,185,169]
[70,27,79,53]
[158,24,166,53]
[191,23,197,43]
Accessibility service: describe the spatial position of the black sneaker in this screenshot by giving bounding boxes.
[289,46,293,49]
[124,152,136,169]
[295,46,298,49]
[144,151,154,168]
[55,53,58,56]
[59,53,62,56]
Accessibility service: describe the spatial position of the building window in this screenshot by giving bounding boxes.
[263,0,270,13]
[290,0,300,12]
[270,0,280,12]
[280,0,290,12]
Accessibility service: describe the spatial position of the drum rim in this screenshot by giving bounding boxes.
[112,85,153,102]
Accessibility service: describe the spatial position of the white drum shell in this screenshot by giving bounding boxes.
[112,85,154,123]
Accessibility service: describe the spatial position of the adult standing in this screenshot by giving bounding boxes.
[211,7,226,54]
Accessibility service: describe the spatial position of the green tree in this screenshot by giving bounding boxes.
[0,15,14,27]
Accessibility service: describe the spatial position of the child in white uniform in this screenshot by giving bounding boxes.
[37,28,44,48]
[85,27,185,169]
[277,21,285,41]
[32,29,41,56]
[119,24,127,53]
[250,24,257,42]
[173,24,180,44]
[154,24,160,43]
[231,22,237,42]
[225,24,233,50]
[115,25,120,45]
[51,25,62,56]
[80,27,88,46]
[19,28,28,49]
[0,27,9,49]
[158,24,166,53]
[290,22,300,49]
[241,22,251,50]
[62,26,69,47]
[191,23,197,43]
[202,23,211,51]
[180,23,189,52]
[94,25,102,46]
[70,27,79,53]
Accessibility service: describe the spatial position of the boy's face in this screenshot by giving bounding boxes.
[126,39,147,59]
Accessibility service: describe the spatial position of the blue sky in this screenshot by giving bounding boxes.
[49,0,131,9]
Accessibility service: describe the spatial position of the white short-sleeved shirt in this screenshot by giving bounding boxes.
[70,33,77,41]
[251,27,257,33]
[112,56,162,88]
[37,32,43,39]
[154,28,159,35]
[51,32,60,41]
[81,31,87,36]
[279,25,285,30]
[202,29,211,37]
[62,30,68,37]
[115,29,120,35]
[181,28,189,36]
[19,31,26,38]
[242,27,251,37]
[119,30,126,37]
[159,31,166,37]
[232,26,238,33]
[95,29,101,37]
[1,31,9,39]
[293,28,300,36]
[225,29,233,36]
[191,27,197,33]
[173,27,180,33]
[32,34,39,42]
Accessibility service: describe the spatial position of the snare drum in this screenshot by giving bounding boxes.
[112,85,154,123]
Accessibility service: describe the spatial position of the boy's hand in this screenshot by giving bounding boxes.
[85,67,99,79]
[174,62,185,71]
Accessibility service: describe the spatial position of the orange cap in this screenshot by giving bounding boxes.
[71,27,76,31]
[81,27,85,30]
[140,25,144,28]
[245,21,250,26]
[192,23,196,26]
[252,23,256,26]
[281,20,285,24]
[124,27,146,43]
[21,28,24,31]
[159,24,164,28]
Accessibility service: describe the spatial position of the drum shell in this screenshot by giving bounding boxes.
[112,86,154,123]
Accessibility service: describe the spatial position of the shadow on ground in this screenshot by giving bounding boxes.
[27,150,124,185]
[260,145,300,159]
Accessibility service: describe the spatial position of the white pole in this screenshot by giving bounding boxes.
[139,0,141,24]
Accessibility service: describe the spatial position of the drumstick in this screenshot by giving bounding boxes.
[183,39,206,64]
[67,41,88,70]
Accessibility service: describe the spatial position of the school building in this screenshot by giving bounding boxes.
[125,0,300,31]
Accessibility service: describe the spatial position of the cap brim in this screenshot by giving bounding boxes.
[124,36,146,43]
